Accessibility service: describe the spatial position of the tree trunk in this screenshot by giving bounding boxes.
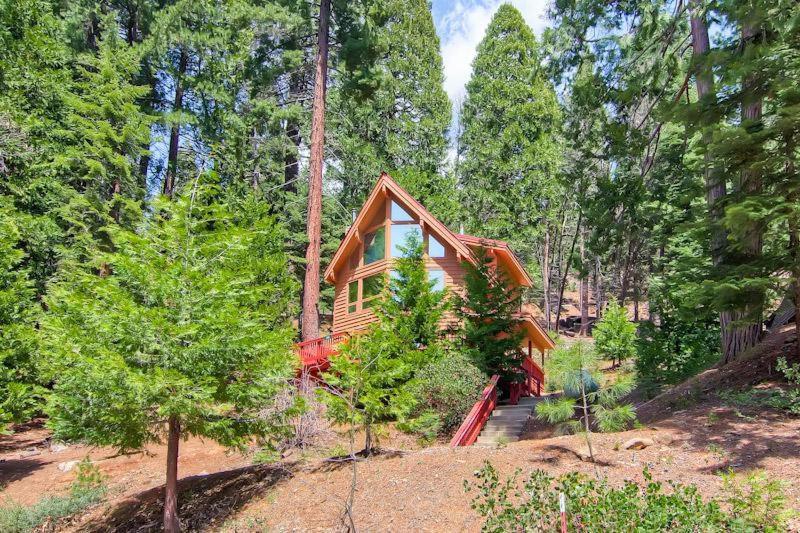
[164,417,181,533]
[595,255,603,319]
[301,0,330,341]
[542,224,551,329]
[555,211,582,333]
[579,228,588,336]
[633,271,640,322]
[164,48,188,198]
[721,18,765,364]
[786,133,800,360]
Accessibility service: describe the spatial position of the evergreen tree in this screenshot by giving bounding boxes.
[593,299,637,367]
[322,232,448,450]
[453,249,525,384]
[41,181,299,531]
[329,0,456,223]
[458,4,561,261]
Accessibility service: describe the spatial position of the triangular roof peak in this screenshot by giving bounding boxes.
[323,172,532,287]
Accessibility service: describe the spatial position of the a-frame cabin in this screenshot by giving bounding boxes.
[298,173,554,401]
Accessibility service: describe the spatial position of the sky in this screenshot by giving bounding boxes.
[430,0,551,108]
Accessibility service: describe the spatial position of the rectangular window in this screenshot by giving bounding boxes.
[391,224,421,258]
[390,200,414,222]
[363,226,385,265]
[347,280,358,313]
[428,234,445,258]
[429,269,445,292]
[362,273,384,300]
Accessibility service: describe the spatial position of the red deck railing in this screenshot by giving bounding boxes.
[450,374,500,447]
[295,332,349,372]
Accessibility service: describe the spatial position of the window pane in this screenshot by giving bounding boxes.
[362,273,384,300]
[348,303,357,313]
[348,281,358,303]
[390,224,421,258]
[390,200,414,222]
[429,269,445,292]
[363,226,385,264]
[428,234,445,258]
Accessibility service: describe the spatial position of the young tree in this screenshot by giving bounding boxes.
[593,299,637,367]
[0,202,42,429]
[458,4,561,261]
[41,181,299,532]
[453,249,525,384]
[535,342,636,462]
[321,232,448,451]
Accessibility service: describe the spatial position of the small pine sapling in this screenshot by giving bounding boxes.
[593,298,637,367]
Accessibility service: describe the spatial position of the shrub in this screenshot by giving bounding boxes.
[466,461,792,532]
[0,458,106,532]
[593,299,637,367]
[406,352,487,436]
[396,410,441,443]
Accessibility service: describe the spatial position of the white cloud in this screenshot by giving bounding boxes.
[437,0,550,106]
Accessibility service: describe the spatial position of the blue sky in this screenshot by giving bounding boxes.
[430,0,550,106]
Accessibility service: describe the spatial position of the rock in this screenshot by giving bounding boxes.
[50,443,69,453]
[20,449,41,458]
[623,437,654,450]
[58,460,80,472]
[575,447,593,462]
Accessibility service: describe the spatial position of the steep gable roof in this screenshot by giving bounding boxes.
[323,172,533,288]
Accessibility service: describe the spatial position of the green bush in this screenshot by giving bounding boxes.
[593,299,637,367]
[396,409,441,443]
[0,458,106,532]
[405,352,487,436]
[636,318,720,392]
[466,461,792,532]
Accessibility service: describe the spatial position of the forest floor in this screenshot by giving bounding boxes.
[1,326,798,532]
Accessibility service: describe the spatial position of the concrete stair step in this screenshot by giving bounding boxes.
[476,435,520,445]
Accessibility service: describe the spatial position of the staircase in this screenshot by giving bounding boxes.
[475,396,543,445]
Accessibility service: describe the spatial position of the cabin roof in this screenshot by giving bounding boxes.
[323,173,533,288]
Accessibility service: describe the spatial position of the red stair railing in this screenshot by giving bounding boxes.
[295,332,349,372]
[450,374,500,447]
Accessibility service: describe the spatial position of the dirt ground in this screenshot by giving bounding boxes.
[2,326,798,532]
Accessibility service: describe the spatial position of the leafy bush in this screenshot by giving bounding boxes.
[466,461,792,532]
[405,352,487,436]
[636,317,720,392]
[0,458,106,532]
[396,410,441,443]
[719,357,800,415]
[593,299,637,366]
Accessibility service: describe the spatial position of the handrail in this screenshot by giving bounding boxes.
[450,374,500,447]
[295,332,350,367]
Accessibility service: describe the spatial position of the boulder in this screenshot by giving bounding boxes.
[623,437,654,450]
[58,460,80,472]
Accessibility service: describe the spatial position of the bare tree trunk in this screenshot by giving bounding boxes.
[595,255,603,319]
[633,271,640,322]
[721,18,765,364]
[301,0,330,341]
[164,417,181,533]
[555,211,582,333]
[579,227,588,336]
[542,224,551,329]
[786,133,800,360]
[164,48,188,198]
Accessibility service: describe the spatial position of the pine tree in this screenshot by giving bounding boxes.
[593,299,637,367]
[41,180,299,531]
[329,0,454,222]
[458,4,561,261]
[453,249,525,384]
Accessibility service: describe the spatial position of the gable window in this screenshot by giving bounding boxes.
[363,226,385,265]
[428,234,445,258]
[362,273,384,309]
[429,269,445,292]
[347,281,358,313]
[391,224,421,258]
[390,200,414,222]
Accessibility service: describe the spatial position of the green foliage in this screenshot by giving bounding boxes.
[593,299,637,366]
[536,342,636,437]
[329,0,454,222]
[41,180,299,452]
[453,250,525,383]
[396,410,440,444]
[458,4,561,261]
[466,461,791,532]
[0,201,43,429]
[720,358,800,415]
[404,351,487,436]
[0,458,106,533]
[321,234,449,448]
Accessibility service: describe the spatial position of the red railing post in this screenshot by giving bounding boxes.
[450,374,500,447]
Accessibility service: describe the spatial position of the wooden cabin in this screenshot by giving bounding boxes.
[309,173,554,396]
